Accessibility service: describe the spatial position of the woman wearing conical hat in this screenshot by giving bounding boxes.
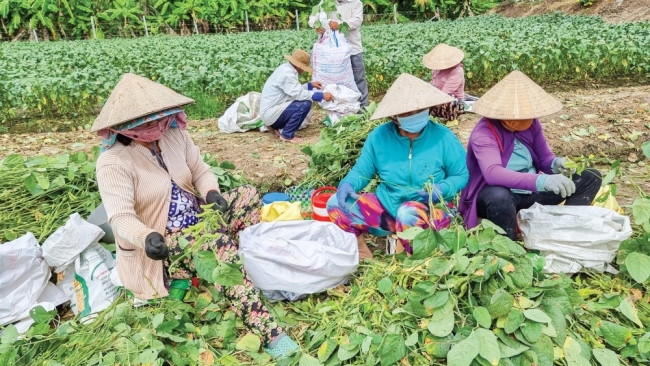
[327,74,469,260]
[93,74,298,359]
[459,71,602,239]
[423,44,467,121]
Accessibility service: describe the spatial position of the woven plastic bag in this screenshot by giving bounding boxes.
[518,203,633,274]
[311,30,359,94]
[239,221,358,301]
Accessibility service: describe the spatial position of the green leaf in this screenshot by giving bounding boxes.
[632,198,650,232]
[504,309,525,334]
[625,252,650,283]
[378,334,405,366]
[563,337,591,366]
[317,338,337,362]
[378,277,392,294]
[35,173,50,190]
[520,320,543,343]
[299,353,322,366]
[642,141,650,159]
[474,328,500,365]
[473,307,492,329]
[498,341,528,358]
[236,333,261,352]
[638,332,650,355]
[30,306,56,324]
[600,321,633,349]
[338,345,359,361]
[592,348,620,366]
[151,313,165,329]
[193,251,218,283]
[405,331,418,347]
[212,262,244,287]
[618,298,643,328]
[447,331,480,366]
[138,349,159,364]
[428,298,455,337]
[0,325,18,345]
[362,335,372,353]
[523,309,552,324]
[423,291,449,309]
[411,229,437,260]
[397,226,424,240]
[488,289,514,319]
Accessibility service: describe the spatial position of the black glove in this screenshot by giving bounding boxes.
[145,232,168,260]
[206,190,228,213]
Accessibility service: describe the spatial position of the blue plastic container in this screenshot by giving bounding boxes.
[262,192,290,205]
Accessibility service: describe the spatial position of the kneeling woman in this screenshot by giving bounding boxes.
[327,74,469,259]
[94,74,297,359]
[459,71,602,240]
[423,43,466,121]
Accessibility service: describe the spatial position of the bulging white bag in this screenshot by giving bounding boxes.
[312,31,359,94]
[56,242,118,317]
[218,92,265,134]
[0,233,50,326]
[239,221,358,301]
[42,213,105,273]
[320,84,361,125]
[518,203,633,274]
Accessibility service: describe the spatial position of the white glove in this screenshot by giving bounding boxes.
[544,174,576,198]
[552,157,576,175]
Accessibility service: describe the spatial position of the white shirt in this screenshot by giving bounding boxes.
[336,0,363,55]
[260,63,315,126]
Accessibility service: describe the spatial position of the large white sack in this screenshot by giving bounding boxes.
[56,242,117,317]
[312,30,359,94]
[218,92,264,134]
[239,221,358,298]
[518,203,632,273]
[0,233,50,326]
[42,213,105,273]
[320,84,361,125]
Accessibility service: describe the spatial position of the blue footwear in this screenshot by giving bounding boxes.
[264,334,299,359]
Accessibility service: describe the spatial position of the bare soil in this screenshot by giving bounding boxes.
[494,0,650,23]
[1,84,649,205]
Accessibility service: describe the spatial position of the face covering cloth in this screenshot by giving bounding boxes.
[397,109,430,133]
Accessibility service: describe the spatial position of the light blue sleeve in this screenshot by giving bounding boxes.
[341,132,377,192]
[439,130,469,199]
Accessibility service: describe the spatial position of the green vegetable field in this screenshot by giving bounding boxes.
[1,6,650,366]
[2,13,649,122]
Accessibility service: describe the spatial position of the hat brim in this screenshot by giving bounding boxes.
[284,55,312,73]
[423,47,465,70]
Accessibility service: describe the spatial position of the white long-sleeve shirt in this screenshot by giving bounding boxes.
[336,0,363,55]
[260,63,320,126]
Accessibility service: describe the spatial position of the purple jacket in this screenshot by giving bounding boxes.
[459,117,556,229]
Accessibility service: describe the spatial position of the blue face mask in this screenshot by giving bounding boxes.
[396,110,430,133]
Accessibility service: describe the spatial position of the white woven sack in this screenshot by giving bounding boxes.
[518,203,632,272]
[311,31,359,94]
[239,221,358,298]
[42,213,105,273]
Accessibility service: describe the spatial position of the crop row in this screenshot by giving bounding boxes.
[1,14,649,122]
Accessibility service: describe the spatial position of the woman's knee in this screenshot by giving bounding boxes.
[477,186,515,212]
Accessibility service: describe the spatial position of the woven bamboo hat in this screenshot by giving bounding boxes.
[472,70,563,120]
[423,44,465,70]
[284,49,312,73]
[91,73,194,132]
[371,73,455,120]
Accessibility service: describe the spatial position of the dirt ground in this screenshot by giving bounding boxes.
[495,0,650,23]
[1,83,649,206]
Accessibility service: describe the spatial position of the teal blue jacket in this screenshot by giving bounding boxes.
[341,121,469,217]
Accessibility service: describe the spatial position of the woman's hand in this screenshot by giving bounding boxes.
[417,184,442,204]
[206,190,228,212]
[145,232,169,260]
[329,21,339,31]
[337,182,360,214]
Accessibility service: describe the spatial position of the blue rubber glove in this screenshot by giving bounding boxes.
[337,182,360,214]
[417,184,443,204]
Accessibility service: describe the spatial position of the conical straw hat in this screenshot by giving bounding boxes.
[472,70,563,120]
[371,73,455,120]
[91,73,194,132]
[423,44,465,70]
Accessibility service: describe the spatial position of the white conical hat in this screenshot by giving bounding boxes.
[371,73,455,120]
[91,73,194,132]
[472,70,563,120]
[423,44,465,70]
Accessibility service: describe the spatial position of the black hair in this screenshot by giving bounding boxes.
[116,134,133,146]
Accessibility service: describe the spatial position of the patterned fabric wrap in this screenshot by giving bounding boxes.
[163,186,283,346]
[430,100,464,121]
[166,182,201,233]
[97,108,186,152]
[326,192,454,254]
